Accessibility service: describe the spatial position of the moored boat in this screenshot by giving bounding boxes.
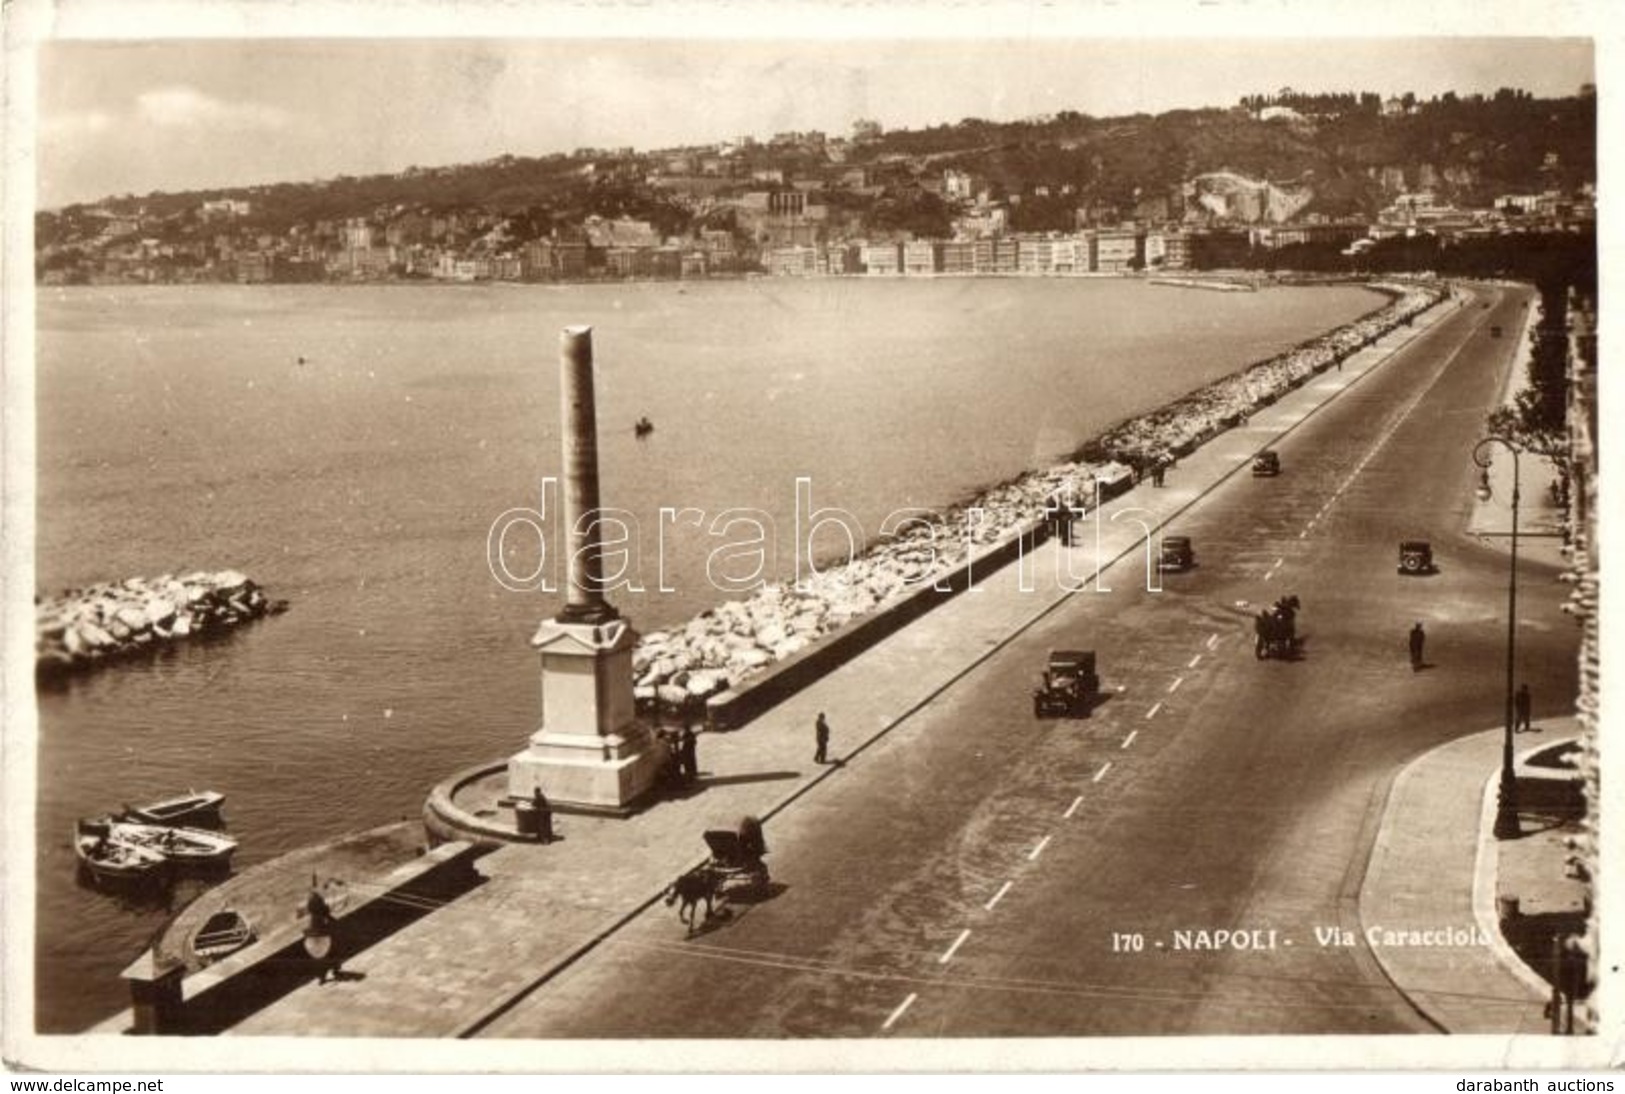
[73,818,169,886]
[121,790,225,828]
[192,909,256,962]
[103,819,238,871]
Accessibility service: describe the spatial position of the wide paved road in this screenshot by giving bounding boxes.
[481,283,1577,1038]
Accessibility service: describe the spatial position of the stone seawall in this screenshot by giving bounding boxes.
[36,571,287,679]
[633,280,1445,718]
[631,281,1445,720]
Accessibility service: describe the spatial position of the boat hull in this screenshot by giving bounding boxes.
[73,821,170,886]
[123,791,226,829]
[107,820,237,870]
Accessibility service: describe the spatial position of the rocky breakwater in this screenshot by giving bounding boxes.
[633,280,1445,716]
[1095,281,1443,467]
[631,456,1132,714]
[36,571,288,679]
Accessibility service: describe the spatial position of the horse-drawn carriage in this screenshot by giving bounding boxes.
[664,816,771,933]
[1254,595,1302,660]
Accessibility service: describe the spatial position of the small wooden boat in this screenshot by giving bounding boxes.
[122,790,225,828]
[105,819,238,870]
[192,909,256,962]
[73,819,169,885]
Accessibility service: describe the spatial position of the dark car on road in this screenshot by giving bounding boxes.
[1398,539,1435,575]
[1159,535,1195,572]
[1034,650,1100,719]
[1252,450,1281,477]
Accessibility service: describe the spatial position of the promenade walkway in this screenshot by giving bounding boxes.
[1357,726,1558,1035]
[211,290,1484,1037]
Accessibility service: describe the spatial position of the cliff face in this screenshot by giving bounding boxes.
[1188,172,1315,224]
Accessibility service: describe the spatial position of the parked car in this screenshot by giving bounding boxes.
[1398,540,1435,575]
[1159,535,1195,572]
[1251,450,1281,477]
[1033,650,1100,719]
[1490,325,1503,338]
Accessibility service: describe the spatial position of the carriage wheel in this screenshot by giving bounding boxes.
[1402,556,1423,573]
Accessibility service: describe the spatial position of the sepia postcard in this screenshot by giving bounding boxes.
[3,0,1619,1075]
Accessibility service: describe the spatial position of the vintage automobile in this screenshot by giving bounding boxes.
[1398,539,1435,575]
[1251,450,1281,477]
[1033,650,1100,719]
[1159,534,1195,572]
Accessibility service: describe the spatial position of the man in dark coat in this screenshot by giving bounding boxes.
[1409,622,1426,671]
[814,712,830,764]
[1514,683,1533,733]
[679,727,699,784]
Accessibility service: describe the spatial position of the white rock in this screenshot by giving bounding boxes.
[771,635,809,659]
[728,647,771,669]
[685,671,721,698]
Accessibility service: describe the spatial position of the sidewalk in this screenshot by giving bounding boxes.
[1466,285,1568,559]
[1357,723,1580,1034]
[189,298,1462,1037]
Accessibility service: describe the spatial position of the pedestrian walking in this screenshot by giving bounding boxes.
[1408,622,1426,671]
[1515,683,1533,733]
[679,726,699,784]
[302,875,342,984]
[814,712,830,764]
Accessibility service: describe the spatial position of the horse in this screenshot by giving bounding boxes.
[634,416,655,439]
[664,865,721,933]
[1255,595,1302,660]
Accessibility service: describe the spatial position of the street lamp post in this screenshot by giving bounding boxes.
[1473,435,1523,840]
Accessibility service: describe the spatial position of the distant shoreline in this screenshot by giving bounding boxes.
[41,269,1368,291]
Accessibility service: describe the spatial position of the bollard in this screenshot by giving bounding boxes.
[122,951,185,1035]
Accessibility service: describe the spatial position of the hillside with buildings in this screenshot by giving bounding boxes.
[35,84,1595,285]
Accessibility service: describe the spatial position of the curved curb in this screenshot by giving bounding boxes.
[1470,737,1585,1001]
[1359,728,1549,1033]
[424,761,524,846]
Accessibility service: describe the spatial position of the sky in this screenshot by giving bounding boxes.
[31,24,1598,209]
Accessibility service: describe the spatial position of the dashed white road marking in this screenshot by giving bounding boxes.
[882,993,918,1030]
[939,929,971,964]
[1146,702,1163,719]
[1093,761,1113,783]
[985,880,1014,911]
[1187,653,1202,669]
[1206,633,1219,650]
[1121,730,1138,749]
[1167,676,1184,693]
[1027,835,1052,861]
[1063,795,1085,819]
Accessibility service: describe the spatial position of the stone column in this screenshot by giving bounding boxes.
[557,326,617,625]
[507,326,661,814]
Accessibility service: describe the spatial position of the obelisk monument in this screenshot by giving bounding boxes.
[507,326,662,812]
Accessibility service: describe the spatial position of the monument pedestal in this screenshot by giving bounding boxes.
[506,616,663,813]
